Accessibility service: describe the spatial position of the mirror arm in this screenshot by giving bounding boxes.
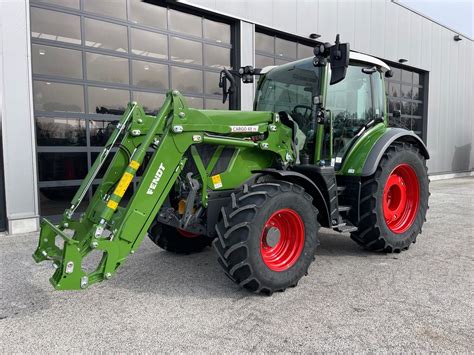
[333,34,341,59]
[219,66,264,104]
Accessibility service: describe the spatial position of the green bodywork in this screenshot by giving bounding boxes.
[338,122,387,175]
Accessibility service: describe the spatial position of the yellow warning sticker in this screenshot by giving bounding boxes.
[113,172,134,197]
[211,174,223,189]
[107,199,118,210]
[129,160,140,170]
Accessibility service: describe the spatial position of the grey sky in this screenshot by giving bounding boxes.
[398,0,473,38]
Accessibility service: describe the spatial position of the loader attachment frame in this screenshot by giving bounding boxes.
[33,90,294,290]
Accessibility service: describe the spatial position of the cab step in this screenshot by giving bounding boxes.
[338,205,352,213]
[337,186,347,194]
[334,222,358,233]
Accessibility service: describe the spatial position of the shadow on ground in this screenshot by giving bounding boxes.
[107,228,368,297]
[0,228,370,318]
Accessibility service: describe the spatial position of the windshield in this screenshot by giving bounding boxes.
[255,59,321,116]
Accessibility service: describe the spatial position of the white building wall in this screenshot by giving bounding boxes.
[180,0,474,175]
[0,0,40,233]
[240,21,255,111]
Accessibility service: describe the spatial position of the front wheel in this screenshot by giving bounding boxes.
[213,181,319,295]
[351,142,429,252]
[148,222,210,254]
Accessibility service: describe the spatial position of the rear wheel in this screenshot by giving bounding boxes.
[351,143,429,252]
[213,181,319,295]
[148,222,210,254]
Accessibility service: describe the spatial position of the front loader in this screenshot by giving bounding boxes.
[33,36,429,294]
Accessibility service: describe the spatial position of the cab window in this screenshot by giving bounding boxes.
[255,59,321,130]
[326,63,378,158]
[372,70,385,118]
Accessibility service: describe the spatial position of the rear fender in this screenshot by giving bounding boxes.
[361,128,429,176]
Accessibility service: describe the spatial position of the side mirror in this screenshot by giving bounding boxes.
[329,34,350,85]
[219,67,236,104]
[313,34,350,84]
[393,109,401,118]
[385,70,393,78]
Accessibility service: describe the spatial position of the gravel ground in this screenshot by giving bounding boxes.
[0,177,473,352]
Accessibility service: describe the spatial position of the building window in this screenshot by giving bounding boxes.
[30,7,81,45]
[86,53,129,84]
[84,18,128,52]
[130,28,168,59]
[255,29,314,68]
[32,44,83,79]
[30,1,234,216]
[33,81,85,113]
[83,0,127,20]
[36,117,86,146]
[385,66,426,140]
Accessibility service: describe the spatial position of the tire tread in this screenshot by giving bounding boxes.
[350,143,429,252]
[213,181,319,294]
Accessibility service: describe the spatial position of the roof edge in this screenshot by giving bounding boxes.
[393,0,473,41]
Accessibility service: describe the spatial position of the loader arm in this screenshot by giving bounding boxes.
[33,90,294,290]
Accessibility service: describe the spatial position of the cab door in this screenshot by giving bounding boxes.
[325,62,384,168]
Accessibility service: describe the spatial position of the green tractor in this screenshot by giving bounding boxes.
[33,36,429,294]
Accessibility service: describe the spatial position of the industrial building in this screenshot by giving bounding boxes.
[0,0,472,234]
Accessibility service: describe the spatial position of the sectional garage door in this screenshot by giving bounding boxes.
[386,65,427,141]
[29,0,235,216]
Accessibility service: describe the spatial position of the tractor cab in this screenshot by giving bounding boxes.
[254,51,391,169]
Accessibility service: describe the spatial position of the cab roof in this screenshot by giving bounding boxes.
[260,51,391,74]
[350,52,391,71]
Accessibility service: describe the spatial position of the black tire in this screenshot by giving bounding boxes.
[213,181,319,295]
[351,142,429,252]
[148,221,210,254]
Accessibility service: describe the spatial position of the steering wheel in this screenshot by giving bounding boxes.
[333,111,350,127]
[292,105,313,121]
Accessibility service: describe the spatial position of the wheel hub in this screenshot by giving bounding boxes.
[260,208,305,272]
[176,228,200,238]
[383,164,420,234]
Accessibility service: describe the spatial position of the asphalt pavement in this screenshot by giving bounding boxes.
[0,177,472,352]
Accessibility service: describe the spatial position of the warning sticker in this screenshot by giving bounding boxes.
[113,172,134,197]
[107,199,118,211]
[230,125,259,133]
[211,174,223,189]
[129,160,140,170]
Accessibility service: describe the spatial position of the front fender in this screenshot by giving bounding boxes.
[253,169,331,227]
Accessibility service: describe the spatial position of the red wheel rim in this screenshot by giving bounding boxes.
[177,228,200,238]
[383,164,420,234]
[260,208,305,272]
